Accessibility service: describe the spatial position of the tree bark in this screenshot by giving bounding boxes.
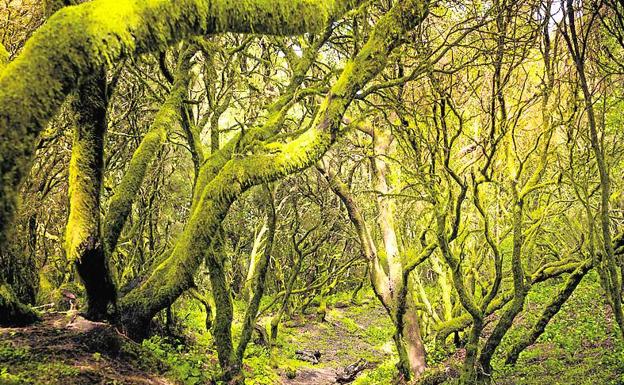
[318,160,427,380]
[102,48,193,256]
[0,0,362,248]
[505,259,592,365]
[65,71,116,320]
[118,0,430,339]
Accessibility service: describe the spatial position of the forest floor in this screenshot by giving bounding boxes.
[1,272,624,385]
[0,313,173,385]
[276,301,394,385]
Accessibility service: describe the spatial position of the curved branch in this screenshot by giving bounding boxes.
[0,0,361,245]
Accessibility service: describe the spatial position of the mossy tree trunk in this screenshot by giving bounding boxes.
[505,259,593,365]
[561,0,624,338]
[0,0,362,250]
[65,71,117,320]
[370,129,428,379]
[0,283,39,326]
[234,185,276,377]
[205,227,238,380]
[65,23,193,322]
[318,156,431,381]
[118,0,430,341]
[269,229,309,341]
[205,186,275,383]
[102,47,194,257]
[0,42,40,326]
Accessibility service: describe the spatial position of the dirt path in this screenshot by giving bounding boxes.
[0,313,174,385]
[277,302,393,385]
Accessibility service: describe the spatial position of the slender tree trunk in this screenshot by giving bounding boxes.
[319,161,427,381]
[270,252,304,341]
[459,318,484,385]
[236,186,276,354]
[477,199,526,381]
[209,186,276,384]
[206,228,238,382]
[561,0,624,337]
[350,265,368,304]
[395,296,427,378]
[505,259,592,365]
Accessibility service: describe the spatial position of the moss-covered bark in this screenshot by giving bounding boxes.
[118,0,431,339]
[206,228,238,380]
[0,0,361,249]
[191,196,275,383]
[0,283,39,326]
[319,162,428,380]
[475,198,526,381]
[102,48,193,256]
[505,259,592,365]
[270,242,305,341]
[65,72,117,320]
[562,0,624,338]
[0,43,40,326]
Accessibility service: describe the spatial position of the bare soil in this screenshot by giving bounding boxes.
[0,313,175,385]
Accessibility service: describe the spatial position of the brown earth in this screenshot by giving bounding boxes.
[0,313,175,385]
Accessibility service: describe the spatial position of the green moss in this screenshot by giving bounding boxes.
[64,75,107,266]
[63,73,118,320]
[0,284,39,326]
[120,0,430,339]
[102,125,167,254]
[0,0,359,257]
[104,49,192,255]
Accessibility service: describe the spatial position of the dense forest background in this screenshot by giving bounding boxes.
[1,0,624,384]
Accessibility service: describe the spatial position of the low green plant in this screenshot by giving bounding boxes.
[143,335,217,385]
[352,359,396,385]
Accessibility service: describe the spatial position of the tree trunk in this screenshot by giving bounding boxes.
[65,71,116,320]
[505,259,592,365]
[394,296,427,379]
[0,0,361,252]
[319,161,428,381]
[0,283,39,326]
